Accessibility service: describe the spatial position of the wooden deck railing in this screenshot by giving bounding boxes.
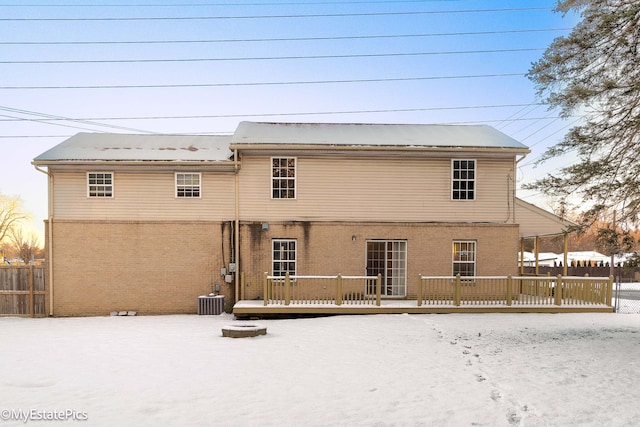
[259,273,612,308]
[264,273,382,306]
[418,275,613,307]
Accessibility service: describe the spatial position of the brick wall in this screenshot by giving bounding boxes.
[238,221,520,300]
[50,220,232,316]
[48,220,519,315]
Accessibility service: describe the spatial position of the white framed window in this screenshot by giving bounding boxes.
[272,157,296,199]
[453,240,476,277]
[272,239,297,277]
[176,173,201,198]
[452,159,476,200]
[87,172,113,198]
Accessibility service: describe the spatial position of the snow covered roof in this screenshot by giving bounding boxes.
[230,122,530,151]
[33,133,233,163]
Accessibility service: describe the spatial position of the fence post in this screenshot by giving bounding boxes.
[607,275,614,307]
[29,265,34,318]
[263,272,268,306]
[336,274,343,306]
[555,274,562,306]
[284,273,291,306]
[417,274,423,307]
[506,275,512,306]
[376,273,382,306]
[455,274,461,307]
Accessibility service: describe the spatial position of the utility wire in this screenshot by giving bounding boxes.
[0,103,547,122]
[0,115,566,139]
[0,106,155,134]
[0,48,544,65]
[0,28,570,45]
[0,7,551,22]
[0,0,466,6]
[0,73,524,90]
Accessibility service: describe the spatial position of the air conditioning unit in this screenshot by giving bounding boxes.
[197,295,225,315]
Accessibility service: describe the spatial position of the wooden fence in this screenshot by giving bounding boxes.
[523,266,640,282]
[0,266,46,317]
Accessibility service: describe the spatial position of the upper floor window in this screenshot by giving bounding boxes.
[272,239,297,277]
[452,159,475,200]
[453,240,476,276]
[176,173,201,198]
[87,172,113,198]
[272,157,296,199]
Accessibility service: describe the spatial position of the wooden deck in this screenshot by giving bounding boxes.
[233,274,615,318]
[233,299,614,318]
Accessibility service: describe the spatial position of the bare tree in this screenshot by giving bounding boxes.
[0,193,29,246]
[10,226,42,264]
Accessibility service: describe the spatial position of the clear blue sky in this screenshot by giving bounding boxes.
[0,0,579,241]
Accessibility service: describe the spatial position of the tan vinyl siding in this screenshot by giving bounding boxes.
[239,155,515,223]
[52,170,235,220]
[515,199,572,237]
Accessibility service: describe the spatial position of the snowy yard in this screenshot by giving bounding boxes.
[1,312,640,427]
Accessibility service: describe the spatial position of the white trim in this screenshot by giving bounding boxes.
[452,240,477,276]
[365,239,407,297]
[270,157,296,200]
[272,238,297,276]
[175,172,202,198]
[451,159,476,201]
[86,171,114,198]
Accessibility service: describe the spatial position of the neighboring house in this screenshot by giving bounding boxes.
[33,122,571,316]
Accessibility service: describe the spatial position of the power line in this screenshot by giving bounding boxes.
[0,73,524,90]
[1,115,568,139]
[0,48,544,65]
[0,103,547,122]
[0,0,466,7]
[0,28,570,45]
[0,106,155,134]
[0,7,551,22]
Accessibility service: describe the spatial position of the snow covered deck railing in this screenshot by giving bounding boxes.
[418,275,613,307]
[259,273,613,309]
[264,273,383,306]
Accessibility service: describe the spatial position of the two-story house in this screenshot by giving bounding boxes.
[33,122,573,316]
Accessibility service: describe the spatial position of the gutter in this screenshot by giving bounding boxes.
[33,164,54,316]
[229,143,530,155]
[31,160,241,171]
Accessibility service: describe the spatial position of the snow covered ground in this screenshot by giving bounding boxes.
[1,312,639,427]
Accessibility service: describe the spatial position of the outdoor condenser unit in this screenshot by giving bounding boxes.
[197,295,225,315]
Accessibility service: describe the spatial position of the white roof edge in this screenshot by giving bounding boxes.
[33,133,234,162]
[230,121,529,150]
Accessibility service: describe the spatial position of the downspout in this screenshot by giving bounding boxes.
[234,149,240,304]
[34,165,54,316]
[513,152,529,225]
